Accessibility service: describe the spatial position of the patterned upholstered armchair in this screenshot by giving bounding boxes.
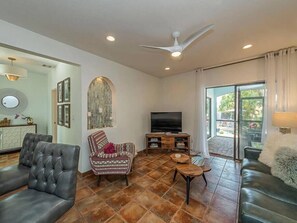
[88,130,135,186]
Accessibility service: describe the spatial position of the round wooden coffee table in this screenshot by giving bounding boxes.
[171,156,211,205]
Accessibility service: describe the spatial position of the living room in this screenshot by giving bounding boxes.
[0,1,297,223]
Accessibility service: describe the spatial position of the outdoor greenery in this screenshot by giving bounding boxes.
[218,89,264,121]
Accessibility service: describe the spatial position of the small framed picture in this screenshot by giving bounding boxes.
[57,81,64,103]
[63,77,70,102]
[64,104,71,128]
[57,105,64,126]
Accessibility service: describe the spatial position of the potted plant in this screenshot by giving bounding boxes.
[15,114,34,125]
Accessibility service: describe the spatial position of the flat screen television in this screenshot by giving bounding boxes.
[151,112,182,133]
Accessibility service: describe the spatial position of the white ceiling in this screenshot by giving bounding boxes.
[0,0,296,77]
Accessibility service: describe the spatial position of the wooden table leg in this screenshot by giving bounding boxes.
[173,169,177,182]
[202,173,207,185]
[186,176,190,204]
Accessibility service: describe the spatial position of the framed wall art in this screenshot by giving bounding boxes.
[57,105,64,126]
[64,104,71,128]
[57,81,64,103]
[63,77,70,102]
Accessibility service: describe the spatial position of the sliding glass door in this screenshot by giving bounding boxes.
[236,84,265,159]
[207,83,265,160]
[207,86,235,158]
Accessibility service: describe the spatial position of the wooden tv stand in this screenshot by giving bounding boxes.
[145,133,190,155]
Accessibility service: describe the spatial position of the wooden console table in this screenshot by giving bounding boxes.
[145,133,190,155]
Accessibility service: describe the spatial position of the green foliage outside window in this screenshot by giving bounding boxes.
[218,89,264,121]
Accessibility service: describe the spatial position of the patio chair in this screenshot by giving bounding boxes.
[88,130,135,186]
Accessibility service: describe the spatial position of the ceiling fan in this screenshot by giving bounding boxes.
[140,24,214,57]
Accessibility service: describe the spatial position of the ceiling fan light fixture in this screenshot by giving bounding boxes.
[0,57,28,81]
[171,51,181,57]
[165,67,170,70]
[140,24,214,59]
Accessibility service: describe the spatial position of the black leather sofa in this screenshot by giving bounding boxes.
[0,141,80,223]
[239,147,297,223]
[0,133,52,195]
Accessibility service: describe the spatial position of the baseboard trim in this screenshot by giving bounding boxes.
[78,170,92,177]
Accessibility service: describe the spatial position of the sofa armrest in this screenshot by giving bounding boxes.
[244,146,262,160]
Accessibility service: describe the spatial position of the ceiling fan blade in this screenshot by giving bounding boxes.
[139,45,174,53]
[181,24,214,50]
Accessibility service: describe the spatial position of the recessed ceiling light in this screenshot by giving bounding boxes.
[243,44,252,49]
[165,67,170,70]
[106,35,115,42]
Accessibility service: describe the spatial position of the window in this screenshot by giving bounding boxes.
[87,77,114,129]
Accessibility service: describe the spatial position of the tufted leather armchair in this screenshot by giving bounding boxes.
[0,133,52,195]
[88,130,135,186]
[0,141,80,223]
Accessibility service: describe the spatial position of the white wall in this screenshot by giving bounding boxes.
[48,63,82,146]
[0,71,48,134]
[158,59,265,150]
[0,20,160,173]
[205,58,265,87]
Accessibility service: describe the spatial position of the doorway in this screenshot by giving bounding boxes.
[206,83,265,159]
[51,89,57,143]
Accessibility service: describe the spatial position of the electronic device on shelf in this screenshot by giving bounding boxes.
[151,112,182,133]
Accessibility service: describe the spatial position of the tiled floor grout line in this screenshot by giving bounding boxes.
[201,158,226,222]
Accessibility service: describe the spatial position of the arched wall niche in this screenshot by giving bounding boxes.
[87,76,116,129]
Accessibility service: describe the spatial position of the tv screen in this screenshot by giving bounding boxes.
[151,112,182,133]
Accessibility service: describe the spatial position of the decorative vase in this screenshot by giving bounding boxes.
[27,118,33,125]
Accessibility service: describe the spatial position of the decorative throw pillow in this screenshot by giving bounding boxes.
[271,147,297,189]
[258,132,297,167]
[103,142,116,154]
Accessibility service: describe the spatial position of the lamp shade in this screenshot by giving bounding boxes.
[272,112,297,128]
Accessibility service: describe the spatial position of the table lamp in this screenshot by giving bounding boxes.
[272,112,297,134]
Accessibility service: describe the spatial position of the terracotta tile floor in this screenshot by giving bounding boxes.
[0,151,241,223]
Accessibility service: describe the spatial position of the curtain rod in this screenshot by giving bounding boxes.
[199,46,297,72]
[202,55,264,71]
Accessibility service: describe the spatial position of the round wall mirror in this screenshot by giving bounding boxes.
[0,88,28,115]
[2,96,19,108]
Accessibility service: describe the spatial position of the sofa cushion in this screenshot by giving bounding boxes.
[0,164,30,196]
[258,133,297,167]
[0,189,73,223]
[241,169,297,206]
[240,188,297,223]
[241,158,271,174]
[271,147,297,189]
[103,142,116,154]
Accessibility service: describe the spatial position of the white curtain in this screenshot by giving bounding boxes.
[263,47,297,138]
[193,68,210,158]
